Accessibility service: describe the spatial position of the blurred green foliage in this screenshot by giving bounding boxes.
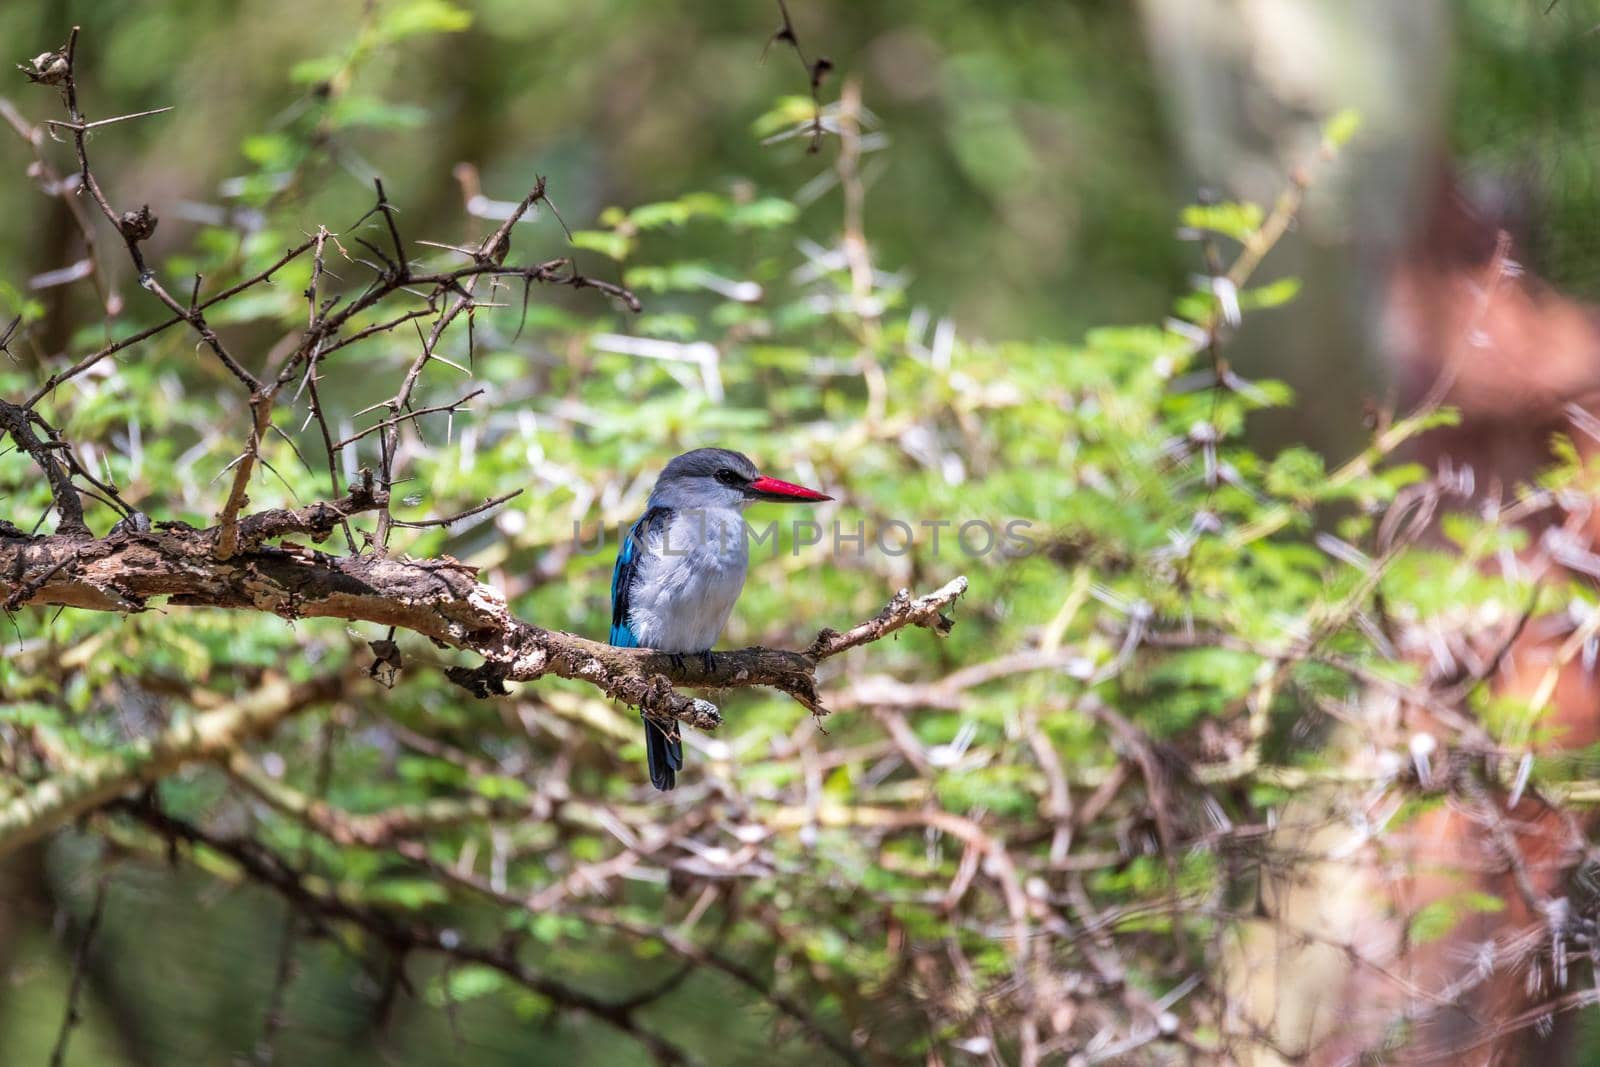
[0,0,1184,347]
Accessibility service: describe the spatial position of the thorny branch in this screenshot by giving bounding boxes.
[0,510,968,853]
[117,799,700,1066]
[12,27,642,564]
[46,874,109,1067]
[0,491,968,721]
[766,0,832,153]
[0,398,89,536]
[223,754,869,1066]
[0,27,980,1060]
[10,18,1596,1067]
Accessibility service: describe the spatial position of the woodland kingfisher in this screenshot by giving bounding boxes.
[609,447,832,790]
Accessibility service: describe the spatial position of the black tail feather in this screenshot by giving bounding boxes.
[643,714,684,791]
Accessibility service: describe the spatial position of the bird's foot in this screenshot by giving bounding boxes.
[699,649,716,673]
[668,652,687,671]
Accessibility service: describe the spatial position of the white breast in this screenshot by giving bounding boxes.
[626,506,750,653]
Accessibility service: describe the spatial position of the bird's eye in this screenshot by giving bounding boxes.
[714,468,741,486]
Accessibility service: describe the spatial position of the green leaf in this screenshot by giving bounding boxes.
[366,877,451,910]
[1266,447,1326,501]
[570,230,634,261]
[1180,201,1264,242]
[288,55,344,85]
[428,965,505,1006]
[729,197,798,229]
[241,133,297,168]
[376,0,472,41]
[1408,892,1503,945]
[1323,108,1363,150]
[623,261,717,292]
[328,96,430,131]
[1407,901,1457,945]
[472,774,530,801]
[0,702,62,727]
[751,95,825,138]
[1240,277,1302,311]
[628,194,727,229]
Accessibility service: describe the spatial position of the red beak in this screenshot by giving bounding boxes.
[747,475,833,503]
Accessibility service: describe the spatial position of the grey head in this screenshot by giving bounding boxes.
[647,447,832,510]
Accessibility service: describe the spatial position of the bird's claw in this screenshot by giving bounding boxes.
[663,651,715,673]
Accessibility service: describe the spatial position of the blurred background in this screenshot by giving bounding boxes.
[3,0,1599,450]
[6,0,1600,1063]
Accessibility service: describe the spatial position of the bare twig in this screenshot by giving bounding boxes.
[0,399,88,535]
[47,874,110,1067]
[389,487,521,529]
[120,801,698,1066]
[767,0,832,153]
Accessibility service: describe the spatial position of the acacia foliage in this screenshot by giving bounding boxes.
[0,7,1597,1067]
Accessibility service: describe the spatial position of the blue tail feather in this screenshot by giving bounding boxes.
[643,715,683,791]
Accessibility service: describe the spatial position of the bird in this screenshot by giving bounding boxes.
[609,447,832,790]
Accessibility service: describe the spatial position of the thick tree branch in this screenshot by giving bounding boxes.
[0,505,967,728]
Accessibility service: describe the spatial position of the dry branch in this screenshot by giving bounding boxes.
[0,399,90,536]
[0,510,965,721]
[115,800,699,1065]
[0,498,966,856]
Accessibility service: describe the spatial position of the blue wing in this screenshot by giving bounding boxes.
[609,507,682,790]
[609,507,669,648]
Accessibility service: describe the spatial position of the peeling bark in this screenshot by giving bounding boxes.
[0,499,968,731]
